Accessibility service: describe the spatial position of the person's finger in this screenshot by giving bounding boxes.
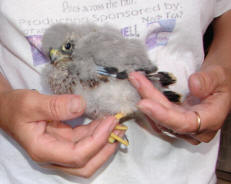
[154,122,202,145]
[26,117,118,167]
[44,141,119,177]
[175,134,201,145]
[71,116,118,165]
[44,121,75,142]
[52,132,124,177]
[147,120,201,145]
[36,93,86,121]
[189,65,226,99]
[138,99,198,134]
[192,88,230,132]
[191,129,218,143]
[145,116,163,134]
[45,119,100,142]
[44,130,124,178]
[10,90,86,122]
[129,72,171,107]
[138,78,230,134]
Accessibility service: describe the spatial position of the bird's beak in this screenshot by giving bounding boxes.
[49,48,61,64]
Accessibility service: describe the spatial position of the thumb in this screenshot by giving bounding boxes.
[0,90,86,128]
[38,94,86,121]
[188,65,225,98]
[11,90,87,122]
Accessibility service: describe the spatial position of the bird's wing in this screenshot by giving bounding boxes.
[96,65,176,86]
[96,66,128,79]
[96,65,181,102]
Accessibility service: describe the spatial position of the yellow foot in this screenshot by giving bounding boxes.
[114,125,128,131]
[108,133,129,146]
[114,113,126,120]
[108,113,129,146]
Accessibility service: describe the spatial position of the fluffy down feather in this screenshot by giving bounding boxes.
[41,23,179,119]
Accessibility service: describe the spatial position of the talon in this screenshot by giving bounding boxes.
[109,113,129,146]
[108,136,116,144]
[109,133,129,146]
[114,113,126,120]
[115,125,128,130]
[109,125,128,145]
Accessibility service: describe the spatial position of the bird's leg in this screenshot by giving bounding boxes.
[108,113,129,146]
[114,113,129,131]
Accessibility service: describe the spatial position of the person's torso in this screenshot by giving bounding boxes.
[0,0,227,184]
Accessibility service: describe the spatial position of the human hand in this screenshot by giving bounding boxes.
[0,89,120,177]
[129,65,231,145]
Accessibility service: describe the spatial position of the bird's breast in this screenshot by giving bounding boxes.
[74,79,140,118]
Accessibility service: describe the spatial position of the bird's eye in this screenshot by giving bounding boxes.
[62,42,73,52]
[65,43,72,50]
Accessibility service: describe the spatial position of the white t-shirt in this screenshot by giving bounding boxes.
[0,0,231,184]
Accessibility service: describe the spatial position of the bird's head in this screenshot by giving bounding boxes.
[42,23,78,66]
[48,40,75,65]
[42,23,101,66]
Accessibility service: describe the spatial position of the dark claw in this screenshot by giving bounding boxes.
[163,91,181,102]
[147,72,176,87]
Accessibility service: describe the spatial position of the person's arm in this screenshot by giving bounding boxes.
[0,74,12,92]
[129,10,231,144]
[0,73,120,177]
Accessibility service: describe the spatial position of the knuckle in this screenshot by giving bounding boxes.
[79,170,94,178]
[175,124,192,134]
[204,65,226,89]
[73,154,88,168]
[30,154,42,163]
[213,65,226,81]
[27,143,43,162]
[77,167,96,178]
[75,160,87,169]
[199,72,211,91]
[48,96,62,120]
[177,113,199,134]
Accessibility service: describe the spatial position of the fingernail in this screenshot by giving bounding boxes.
[129,74,140,89]
[69,97,85,113]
